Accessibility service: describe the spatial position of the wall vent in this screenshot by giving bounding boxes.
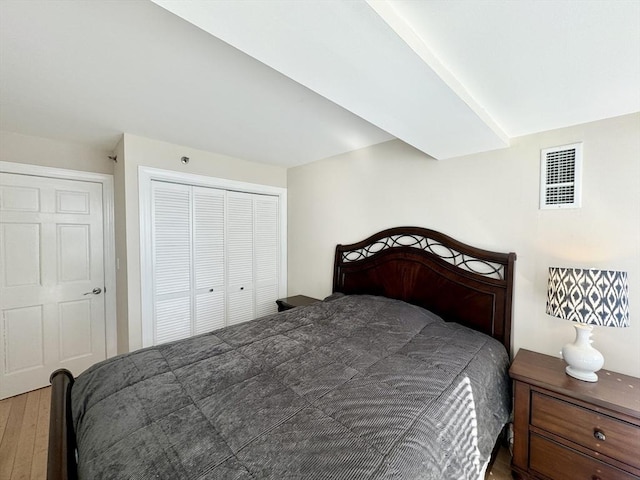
[540,142,582,209]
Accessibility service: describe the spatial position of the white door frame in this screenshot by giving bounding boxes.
[0,161,118,358]
[139,166,287,347]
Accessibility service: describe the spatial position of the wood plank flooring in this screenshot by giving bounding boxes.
[0,387,50,480]
[486,445,513,479]
[0,386,513,480]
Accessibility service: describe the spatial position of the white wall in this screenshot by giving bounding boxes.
[0,130,114,174]
[288,113,640,377]
[116,133,287,353]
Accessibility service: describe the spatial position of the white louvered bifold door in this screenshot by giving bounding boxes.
[193,187,226,334]
[254,195,279,318]
[151,181,192,344]
[226,192,254,326]
[148,181,281,344]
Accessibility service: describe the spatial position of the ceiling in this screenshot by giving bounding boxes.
[1,1,638,167]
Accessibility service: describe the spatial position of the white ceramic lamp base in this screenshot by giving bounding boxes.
[562,323,604,382]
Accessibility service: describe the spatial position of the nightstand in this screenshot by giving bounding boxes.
[276,295,321,312]
[509,349,640,480]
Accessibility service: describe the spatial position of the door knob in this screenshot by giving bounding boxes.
[83,287,102,295]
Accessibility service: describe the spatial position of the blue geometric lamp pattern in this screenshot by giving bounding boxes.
[546,267,629,328]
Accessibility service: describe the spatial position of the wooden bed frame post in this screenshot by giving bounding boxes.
[48,369,78,480]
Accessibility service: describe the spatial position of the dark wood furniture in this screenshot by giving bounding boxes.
[510,349,640,480]
[276,294,321,312]
[47,369,77,480]
[49,226,516,480]
[333,226,516,352]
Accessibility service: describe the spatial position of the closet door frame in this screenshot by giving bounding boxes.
[139,166,287,348]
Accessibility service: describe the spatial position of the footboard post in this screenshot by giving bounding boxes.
[48,369,78,480]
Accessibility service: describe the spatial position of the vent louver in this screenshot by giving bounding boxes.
[540,143,582,209]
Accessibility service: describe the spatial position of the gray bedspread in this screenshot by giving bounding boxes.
[72,295,511,479]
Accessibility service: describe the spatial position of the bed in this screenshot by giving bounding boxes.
[48,226,516,480]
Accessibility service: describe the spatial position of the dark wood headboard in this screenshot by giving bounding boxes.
[333,226,516,353]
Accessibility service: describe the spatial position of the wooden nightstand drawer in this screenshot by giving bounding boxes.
[530,433,635,480]
[510,350,640,480]
[531,391,640,468]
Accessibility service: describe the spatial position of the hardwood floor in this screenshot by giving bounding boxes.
[486,445,513,479]
[0,386,513,480]
[0,387,50,480]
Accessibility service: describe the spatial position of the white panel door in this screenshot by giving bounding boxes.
[226,192,254,325]
[193,187,225,334]
[0,173,105,399]
[151,181,192,345]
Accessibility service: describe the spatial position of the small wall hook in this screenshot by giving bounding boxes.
[181,156,190,164]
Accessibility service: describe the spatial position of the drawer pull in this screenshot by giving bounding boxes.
[593,429,606,441]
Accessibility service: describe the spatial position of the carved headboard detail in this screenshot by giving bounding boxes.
[333,227,516,353]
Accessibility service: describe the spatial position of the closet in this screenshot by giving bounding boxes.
[148,179,282,346]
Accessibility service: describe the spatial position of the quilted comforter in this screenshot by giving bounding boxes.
[71,294,511,479]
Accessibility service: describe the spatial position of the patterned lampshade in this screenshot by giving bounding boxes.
[546,267,630,327]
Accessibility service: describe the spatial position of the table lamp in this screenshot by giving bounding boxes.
[546,267,629,382]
